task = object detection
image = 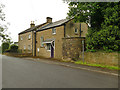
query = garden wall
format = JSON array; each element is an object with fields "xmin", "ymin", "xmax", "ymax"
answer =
[
  {"xmin": 83, "ymin": 52, "xmax": 119, "ymax": 66},
  {"xmin": 62, "ymin": 37, "xmax": 119, "ymax": 66}
]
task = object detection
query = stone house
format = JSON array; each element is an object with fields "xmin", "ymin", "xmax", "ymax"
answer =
[
  {"xmin": 18, "ymin": 17, "xmax": 52, "ymax": 56},
  {"xmin": 35, "ymin": 17, "xmax": 88, "ymax": 59},
  {"xmin": 18, "ymin": 17, "xmax": 88, "ymax": 59}
]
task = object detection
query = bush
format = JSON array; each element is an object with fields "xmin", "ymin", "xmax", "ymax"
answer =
[
  {"xmin": 10, "ymin": 44, "xmax": 18, "ymax": 52},
  {"xmin": 2, "ymin": 42, "xmax": 10, "ymax": 53},
  {"xmin": 5, "ymin": 49, "xmax": 11, "ymax": 52},
  {"xmin": 86, "ymin": 27, "xmax": 120, "ymax": 52},
  {"xmin": 86, "ymin": 49, "xmax": 96, "ymax": 52}
]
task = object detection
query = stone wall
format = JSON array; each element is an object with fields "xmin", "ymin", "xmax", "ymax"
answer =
[
  {"xmin": 62, "ymin": 37, "xmax": 85, "ymax": 60},
  {"xmin": 83, "ymin": 52, "xmax": 119, "ymax": 66},
  {"xmin": 62, "ymin": 37, "xmax": 118, "ymax": 66}
]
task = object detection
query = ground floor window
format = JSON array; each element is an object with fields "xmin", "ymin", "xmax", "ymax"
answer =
[
  {"xmin": 37, "ymin": 48, "xmax": 39, "ymax": 52},
  {"xmin": 28, "ymin": 45, "xmax": 31, "ymax": 50},
  {"xmin": 24, "ymin": 45, "xmax": 26, "ymax": 50}
]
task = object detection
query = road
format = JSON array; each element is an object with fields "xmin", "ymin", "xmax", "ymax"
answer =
[{"xmin": 2, "ymin": 55, "xmax": 118, "ymax": 88}]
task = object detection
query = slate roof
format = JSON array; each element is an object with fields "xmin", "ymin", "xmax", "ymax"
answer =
[
  {"xmin": 18, "ymin": 18, "xmax": 73, "ymax": 34},
  {"xmin": 37, "ymin": 18, "xmax": 73, "ymax": 32},
  {"xmin": 18, "ymin": 22, "xmax": 47, "ymax": 35}
]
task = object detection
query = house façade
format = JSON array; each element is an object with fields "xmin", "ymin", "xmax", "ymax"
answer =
[{"xmin": 18, "ymin": 17, "xmax": 88, "ymax": 59}]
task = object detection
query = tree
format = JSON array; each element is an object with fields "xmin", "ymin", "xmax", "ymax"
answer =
[
  {"xmin": 65, "ymin": 2, "xmax": 120, "ymax": 51},
  {"xmin": 0, "ymin": 3, "xmax": 12, "ymax": 43}
]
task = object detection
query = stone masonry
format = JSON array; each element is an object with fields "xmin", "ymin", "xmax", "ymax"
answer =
[{"xmin": 62, "ymin": 37, "xmax": 85, "ymax": 60}]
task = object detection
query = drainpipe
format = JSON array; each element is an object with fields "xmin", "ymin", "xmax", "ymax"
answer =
[
  {"xmin": 34, "ymin": 31, "xmax": 36, "ymax": 56},
  {"xmin": 32, "ymin": 31, "xmax": 33, "ymax": 56},
  {"xmin": 80, "ymin": 23, "xmax": 81, "ymax": 37},
  {"xmin": 64, "ymin": 24, "xmax": 66, "ymax": 37}
]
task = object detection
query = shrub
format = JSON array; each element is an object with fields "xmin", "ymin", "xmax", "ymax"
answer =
[
  {"xmin": 2, "ymin": 42, "xmax": 10, "ymax": 53},
  {"xmin": 5, "ymin": 49, "xmax": 11, "ymax": 52},
  {"xmin": 10, "ymin": 44, "xmax": 18, "ymax": 52},
  {"xmin": 86, "ymin": 49, "xmax": 96, "ymax": 52}
]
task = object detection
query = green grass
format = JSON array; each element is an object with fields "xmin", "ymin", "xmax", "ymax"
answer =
[{"xmin": 75, "ymin": 60, "xmax": 120, "ymax": 70}]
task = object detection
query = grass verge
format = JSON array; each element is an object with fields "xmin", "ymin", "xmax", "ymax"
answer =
[{"xmin": 75, "ymin": 60, "xmax": 120, "ymax": 70}]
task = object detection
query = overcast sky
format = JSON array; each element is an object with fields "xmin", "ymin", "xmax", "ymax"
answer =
[{"xmin": 1, "ymin": 0, "xmax": 69, "ymax": 43}]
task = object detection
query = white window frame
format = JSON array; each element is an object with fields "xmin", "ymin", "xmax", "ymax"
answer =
[
  {"xmin": 28, "ymin": 45, "xmax": 31, "ymax": 50},
  {"xmin": 24, "ymin": 45, "xmax": 26, "ymax": 50},
  {"xmin": 52, "ymin": 28, "xmax": 56, "ymax": 34},
  {"xmin": 28, "ymin": 34, "xmax": 31, "ymax": 39},
  {"xmin": 21, "ymin": 37, "xmax": 23, "ymax": 41},
  {"xmin": 37, "ymin": 48, "xmax": 39, "ymax": 52}
]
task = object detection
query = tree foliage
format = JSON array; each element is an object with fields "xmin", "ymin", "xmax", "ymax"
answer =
[
  {"xmin": 0, "ymin": 3, "xmax": 12, "ymax": 43},
  {"xmin": 5, "ymin": 44, "xmax": 18, "ymax": 53},
  {"xmin": 66, "ymin": 2, "xmax": 120, "ymax": 51},
  {"xmin": 2, "ymin": 42, "xmax": 10, "ymax": 53}
]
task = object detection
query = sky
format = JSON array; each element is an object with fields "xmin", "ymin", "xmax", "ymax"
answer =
[{"xmin": 1, "ymin": 0, "xmax": 69, "ymax": 43}]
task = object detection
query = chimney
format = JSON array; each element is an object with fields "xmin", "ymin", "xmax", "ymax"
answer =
[
  {"xmin": 46, "ymin": 17, "xmax": 52, "ymax": 23},
  {"xmin": 30, "ymin": 21, "xmax": 35, "ymax": 28}
]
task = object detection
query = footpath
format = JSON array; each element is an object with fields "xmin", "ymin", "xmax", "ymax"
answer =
[{"xmin": 22, "ymin": 57, "xmax": 118, "ymax": 76}]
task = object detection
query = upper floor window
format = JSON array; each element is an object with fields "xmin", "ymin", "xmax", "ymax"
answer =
[
  {"xmin": 52, "ymin": 28, "xmax": 56, "ymax": 34},
  {"xmin": 21, "ymin": 37, "xmax": 23, "ymax": 41},
  {"xmin": 40, "ymin": 36, "xmax": 44, "ymax": 47},
  {"xmin": 75, "ymin": 28, "xmax": 78, "ymax": 33},
  {"xmin": 28, "ymin": 34, "xmax": 31, "ymax": 39}
]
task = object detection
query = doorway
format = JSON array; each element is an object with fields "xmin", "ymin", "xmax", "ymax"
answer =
[{"xmin": 51, "ymin": 41, "xmax": 55, "ymax": 58}]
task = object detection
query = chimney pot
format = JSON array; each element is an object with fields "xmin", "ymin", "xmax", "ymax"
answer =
[
  {"xmin": 46, "ymin": 17, "xmax": 52, "ymax": 23},
  {"xmin": 30, "ymin": 21, "xmax": 35, "ymax": 28}
]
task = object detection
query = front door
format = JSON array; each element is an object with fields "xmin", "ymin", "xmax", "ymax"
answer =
[
  {"xmin": 51, "ymin": 41, "xmax": 54, "ymax": 58},
  {"xmin": 51, "ymin": 45, "xmax": 54, "ymax": 58}
]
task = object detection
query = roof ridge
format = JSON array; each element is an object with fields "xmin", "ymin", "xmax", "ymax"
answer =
[
  {"xmin": 37, "ymin": 18, "xmax": 72, "ymax": 31},
  {"xmin": 18, "ymin": 22, "xmax": 47, "ymax": 35},
  {"xmin": 19, "ymin": 18, "xmax": 74, "ymax": 35}
]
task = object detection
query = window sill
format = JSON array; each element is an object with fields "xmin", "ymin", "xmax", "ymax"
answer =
[
  {"xmin": 47, "ymin": 50, "xmax": 51, "ymax": 52},
  {"xmin": 52, "ymin": 33, "xmax": 56, "ymax": 35},
  {"xmin": 75, "ymin": 33, "xmax": 78, "ymax": 35}
]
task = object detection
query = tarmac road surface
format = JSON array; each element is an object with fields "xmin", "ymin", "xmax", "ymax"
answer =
[{"xmin": 2, "ymin": 55, "xmax": 118, "ymax": 88}]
